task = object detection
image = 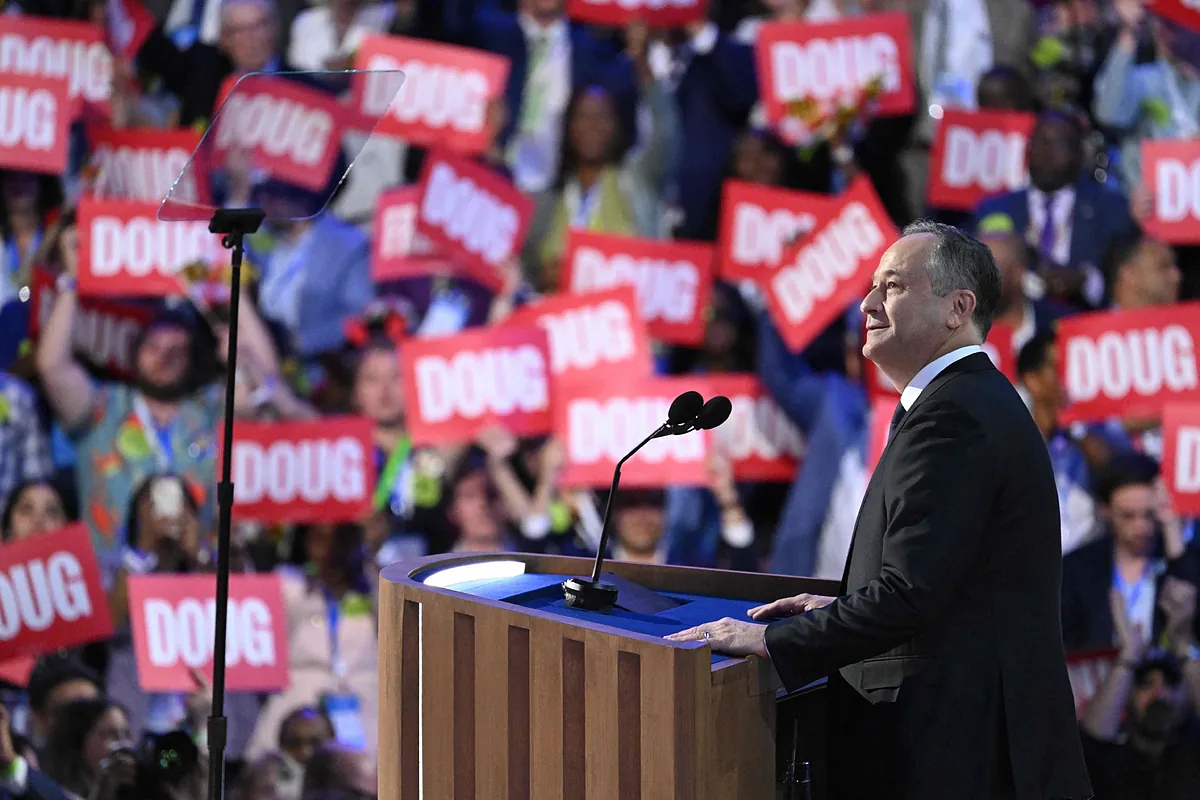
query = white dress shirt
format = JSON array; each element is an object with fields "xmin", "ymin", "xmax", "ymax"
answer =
[
  {"xmin": 899, "ymin": 345, "xmax": 983, "ymax": 411},
  {"xmin": 507, "ymin": 14, "xmax": 571, "ymax": 193},
  {"xmin": 288, "ymin": 2, "xmax": 395, "ymax": 71},
  {"xmin": 1027, "ymin": 186, "xmax": 1076, "ymax": 268},
  {"xmin": 921, "ymin": 0, "xmax": 993, "ymax": 111}
]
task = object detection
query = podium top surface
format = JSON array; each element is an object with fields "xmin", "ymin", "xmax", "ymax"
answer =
[{"xmin": 380, "ymin": 552, "xmax": 838, "ymax": 671}]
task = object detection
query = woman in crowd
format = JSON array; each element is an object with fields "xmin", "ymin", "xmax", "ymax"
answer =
[
  {"xmin": 1, "ymin": 479, "xmax": 69, "ymax": 541},
  {"xmin": 40, "ymin": 697, "xmax": 132, "ymax": 800},
  {"xmin": 246, "ymin": 522, "xmax": 378, "ymax": 761}
]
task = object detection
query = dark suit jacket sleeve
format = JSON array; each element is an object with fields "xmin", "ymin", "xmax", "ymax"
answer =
[
  {"xmin": 764, "ymin": 404, "xmax": 998, "ymax": 691},
  {"xmin": 21, "ymin": 769, "xmax": 68, "ymax": 800}
]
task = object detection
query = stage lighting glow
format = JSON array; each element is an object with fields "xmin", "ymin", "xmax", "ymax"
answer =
[{"xmin": 421, "ymin": 560, "xmax": 526, "ymax": 588}]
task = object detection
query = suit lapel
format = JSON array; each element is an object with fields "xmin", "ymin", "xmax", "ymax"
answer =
[{"xmin": 839, "ymin": 353, "xmax": 996, "ymax": 591}]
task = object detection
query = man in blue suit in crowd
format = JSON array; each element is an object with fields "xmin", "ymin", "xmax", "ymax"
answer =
[
  {"xmin": 974, "ymin": 111, "xmax": 1135, "ymax": 309},
  {"xmin": 0, "ymin": 708, "xmax": 65, "ymax": 800}
]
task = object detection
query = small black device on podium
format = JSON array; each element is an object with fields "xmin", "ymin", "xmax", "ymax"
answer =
[{"xmin": 562, "ymin": 392, "xmax": 732, "ymax": 612}]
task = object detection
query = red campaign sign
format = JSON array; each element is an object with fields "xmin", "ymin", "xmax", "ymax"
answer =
[
  {"xmin": 211, "ymin": 75, "xmax": 344, "ymax": 194},
  {"xmin": 352, "ymin": 35, "xmax": 509, "ymax": 156},
  {"xmin": 565, "ymin": 0, "xmax": 708, "ymax": 28},
  {"xmin": 415, "ymin": 150, "xmax": 534, "ymax": 292},
  {"xmin": 225, "ymin": 417, "xmax": 376, "ymax": 524},
  {"xmin": 403, "ymin": 324, "xmax": 552, "ymax": 446},
  {"xmin": 104, "ymin": 0, "xmax": 155, "ymax": 61},
  {"xmin": 0, "ymin": 16, "xmax": 112, "ymax": 107},
  {"xmin": 702, "ymin": 374, "xmax": 803, "ymax": 483},
  {"xmin": 0, "ymin": 525, "xmax": 114, "ymax": 662},
  {"xmin": 127, "ymin": 574, "xmax": 289, "ymax": 693},
  {"xmin": 561, "ymin": 231, "xmax": 716, "ymax": 347},
  {"xmin": 717, "ymin": 181, "xmax": 835, "ymax": 284},
  {"xmin": 1057, "ymin": 303, "xmax": 1200, "ymax": 425},
  {"xmin": 1143, "ymin": 140, "xmax": 1200, "ymax": 245},
  {"xmin": 866, "ymin": 395, "xmax": 897, "ymax": 475},
  {"xmin": 28, "ymin": 267, "xmax": 154, "ymax": 380},
  {"xmin": 0, "ymin": 75, "xmax": 70, "ymax": 174},
  {"xmin": 0, "ymin": 657, "xmax": 36, "ymax": 687},
  {"xmin": 1161, "ymin": 403, "xmax": 1200, "ymax": 516},
  {"xmin": 370, "ymin": 185, "xmax": 458, "ymax": 283},
  {"xmin": 505, "ymin": 287, "xmax": 654, "ymax": 381},
  {"xmin": 755, "ymin": 12, "xmax": 915, "ymax": 133},
  {"xmin": 766, "ymin": 176, "xmax": 897, "ymax": 353},
  {"xmin": 1149, "ymin": 0, "xmax": 1200, "ymax": 33},
  {"xmin": 90, "ymin": 126, "xmax": 207, "ymax": 206},
  {"xmin": 1065, "ymin": 648, "xmax": 1119, "ymax": 719},
  {"xmin": 555, "ymin": 375, "xmax": 710, "ymax": 488},
  {"xmin": 927, "ymin": 109, "xmax": 1035, "ymax": 212},
  {"xmin": 77, "ymin": 197, "xmax": 222, "ymax": 297}
]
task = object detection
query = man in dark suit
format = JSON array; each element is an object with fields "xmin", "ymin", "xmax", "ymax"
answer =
[{"xmin": 669, "ymin": 222, "xmax": 1092, "ymax": 799}]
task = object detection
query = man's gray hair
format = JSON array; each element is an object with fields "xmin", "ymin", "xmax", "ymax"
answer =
[{"xmin": 902, "ymin": 220, "xmax": 1002, "ymax": 337}]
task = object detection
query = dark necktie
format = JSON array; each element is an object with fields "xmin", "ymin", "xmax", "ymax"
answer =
[{"xmin": 888, "ymin": 401, "xmax": 907, "ymax": 442}]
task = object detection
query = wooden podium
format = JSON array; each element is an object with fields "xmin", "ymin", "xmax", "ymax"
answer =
[{"xmin": 378, "ymin": 553, "xmax": 836, "ymax": 800}]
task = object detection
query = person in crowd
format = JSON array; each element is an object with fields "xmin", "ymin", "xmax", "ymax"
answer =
[
  {"xmin": 298, "ymin": 743, "xmax": 375, "ymax": 800},
  {"xmin": 246, "ymin": 523, "xmax": 378, "ymax": 760},
  {"xmin": 1093, "ymin": 0, "xmax": 1200, "ymax": 192},
  {"xmin": 287, "ymin": 0, "xmax": 394, "ymax": 71},
  {"xmin": 251, "ymin": 185, "xmax": 373, "ymax": 364},
  {"xmin": 134, "ymin": 0, "xmax": 292, "ymax": 126},
  {"xmin": 1080, "ymin": 622, "xmax": 1200, "ymax": 798},
  {"xmin": 450, "ymin": 0, "xmax": 637, "ymax": 195},
  {"xmin": 474, "ymin": 427, "xmax": 577, "ymax": 553},
  {"xmin": 40, "ymin": 698, "xmax": 131, "ymax": 800},
  {"xmin": 1102, "ymin": 230, "xmax": 1182, "ymax": 310},
  {"xmin": 974, "ymin": 110, "xmax": 1136, "ymax": 308},
  {"xmin": 231, "ymin": 753, "xmax": 287, "ymax": 800},
  {"xmin": 104, "ymin": 475, "xmax": 259, "ymax": 756},
  {"xmin": 0, "ymin": 706, "xmax": 66, "ymax": 800},
  {"xmin": 35, "ymin": 223, "xmax": 281, "ymax": 563},
  {"xmin": 275, "ymin": 708, "xmax": 334, "ymax": 800},
  {"xmin": 523, "ymin": 20, "xmax": 679, "ymax": 289},
  {"xmin": 0, "ymin": 374, "xmax": 53, "ymax": 516},
  {"xmin": 1062, "ymin": 454, "xmax": 1200, "ymax": 653},
  {"xmin": 976, "ymin": 64, "xmax": 1036, "ymax": 111},
  {"xmin": 0, "ymin": 173, "xmax": 57, "ymax": 308},
  {"xmin": 442, "ymin": 452, "xmax": 519, "ymax": 553},
  {"xmin": 981, "ymin": 229, "xmax": 1071, "ymax": 352},
  {"xmin": 1016, "ymin": 333, "xmax": 1097, "ymax": 556},
  {"xmin": 1, "ymin": 479, "xmax": 69, "ymax": 541},
  {"xmin": 24, "ymin": 661, "xmax": 102, "ymax": 757}
]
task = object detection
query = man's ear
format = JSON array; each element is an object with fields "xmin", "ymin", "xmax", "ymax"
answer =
[{"xmin": 947, "ymin": 290, "xmax": 978, "ymax": 330}]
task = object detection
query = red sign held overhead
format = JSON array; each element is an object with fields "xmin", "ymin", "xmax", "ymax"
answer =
[
  {"xmin": 766, "ymin": 176, "xmax": 897, "ymax": 353},
  {"xmin": 127, "ymin": 574, "xmax": 289, "ymax": 693},
  {"xmin": 404, "ymin": 325, "xmax": 553, "ymax": 446},
  {"xmin": 0, "ymin": 657, "xmax": 36, "ymax": 687},
  {"xmin": 1143, "ymin": 140, "xmax": 1200, "ymax": 245},
  {"xmin": 561, "ymin": 231, "xmax": 716, "ymax": 346},
  {"xmin": 370, "ymin": 185, "xmax": 456, "ymax": 283},
  {"xmin": 565, "ymin": 0, "xmax": 708, "ymax": 28},
  {"xmin": 225, "ymin": 417, "xmax": 376, "ymax": 524},
  {"xmin": 1057, "ymin": 304, "xmax": 1200, "ymax": 425},
  {"xmin": 0, "ymin": 16, "xmax": 112, "ymax": 107},
  {"xmin": 0, "ymin": 75, "xmax": 70, "ymax": 174},
  {"xmin": 212, "ymin": 75, "xmax": 345, "ymax": 195},
  {"xmin": 505, "ymin": 287, "xmax": 654, "ymax": 381},
  {"xmin": 555, "ymin": 375, "xmax": 711, "ymax": 488},
  {"xmin": 352, "ymin": 35, "xmax": 509, "ymax": 156},
  {"xmin": 717, "ymin": 181, "xmax": 835, "ymax": 284},
  {"xmin": 1161, "ymin": 403, "xmax": 1200, "ymax": 516},
  {"xmin": 1148, "ymin": 0, "xmax": 1200, "ymax": 33},
  {"xmin": 927, "ymin": 109, "xmax": 1035, "ymax": 212},
  {"xmin": 104, "ymin": 0, "xmax": 155, "ymax": 61},
  {"xmin": 415, "ymin": 150, "xmax": 534, "ymax": 291},
  {"xmin": 0, "ymin": 525, "xmax": 114, "ymax": 662},
  {"xmin": 702, "ymin": 374, "xmax": 803, "ymax": 483},
  {"xmin": 90, "ymin": 126, "xmax": 206, "ymax": 206},
  {"xmin": 76, "ymin": 197, "xmax": 222, "ymax": 297},
  {"xmin": 754, "ymin": 13, "xmax": 915, "ymax": 131}
]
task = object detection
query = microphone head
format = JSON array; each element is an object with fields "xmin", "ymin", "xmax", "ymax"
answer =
[
  {"xmin": 667, "ymin": 390, "xmax": 704, "ymax": 424},
  {"xmin": 696, "ymin": 396, "xmax": 733, "ymax": 430}
]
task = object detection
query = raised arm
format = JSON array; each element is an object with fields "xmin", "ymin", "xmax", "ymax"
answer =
[{"xmin": 34, "ymin": 228, "xmax": 98, "ymax": 431}]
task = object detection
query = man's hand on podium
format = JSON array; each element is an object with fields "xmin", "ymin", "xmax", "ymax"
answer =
[
  {"xmin": 747, "ymin": 594, "xmax": 835, "ymax": 620},
  {"xmin": 666, "ymin": 618, "xmax": 769, "ymax": 658}
]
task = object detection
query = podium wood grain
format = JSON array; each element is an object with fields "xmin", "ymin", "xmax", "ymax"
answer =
[{"xmin": 378, "ymin": 554, "xmax": 836, "ymax": 800}]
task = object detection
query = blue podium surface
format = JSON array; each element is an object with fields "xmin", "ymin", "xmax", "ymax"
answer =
[{"xmin": 434, "ymin": 571, "xmax": 765, "ymax": 666}]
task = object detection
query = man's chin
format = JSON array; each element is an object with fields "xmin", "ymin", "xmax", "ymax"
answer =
[{"xmin": 137, "ymin": 377, "xmax": 192, "ymax": 403}]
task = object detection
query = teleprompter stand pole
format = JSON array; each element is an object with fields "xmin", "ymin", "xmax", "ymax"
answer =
[{"xmin": 206, "ymin": 208, "xmax": 266, "ymax": 800}]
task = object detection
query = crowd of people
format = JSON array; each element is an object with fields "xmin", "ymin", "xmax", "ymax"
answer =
[{"xmin": 2, "ymin": 0, "xmax": 1200, "ymax": 797}]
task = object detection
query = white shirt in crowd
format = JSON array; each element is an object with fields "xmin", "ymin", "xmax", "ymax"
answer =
[
  {"xmin": 507, "ymin": 14, "xmax": 571, "ymax": 194},
  {"xmin": 288, "ymin": 1, "xmax": 395, "ymax": 70},
  {"xmin": 921, "ymin": 0, "xmax": 993, "ymax": 113}
]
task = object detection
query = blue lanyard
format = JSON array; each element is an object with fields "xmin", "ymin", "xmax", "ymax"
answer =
[
  {"xmin": 324, "ymin": 588, "xmax": 342, "ymax": 677},
  {"xmin": 4, "ymin": 229, "xmax": 40, "ymax": 278},
  {"xmin": 1113, "ymin": 565, "xmax": 1153, "ymax": 615}
]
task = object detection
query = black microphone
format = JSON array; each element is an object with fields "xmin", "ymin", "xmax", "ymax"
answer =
[
  {"xmin": 562, "ymin": 390, "xmax": 706, "ymax": 611},
  {"xmin": 695, "ymin": 395, "xmax": 732, "ymax": 430}
]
